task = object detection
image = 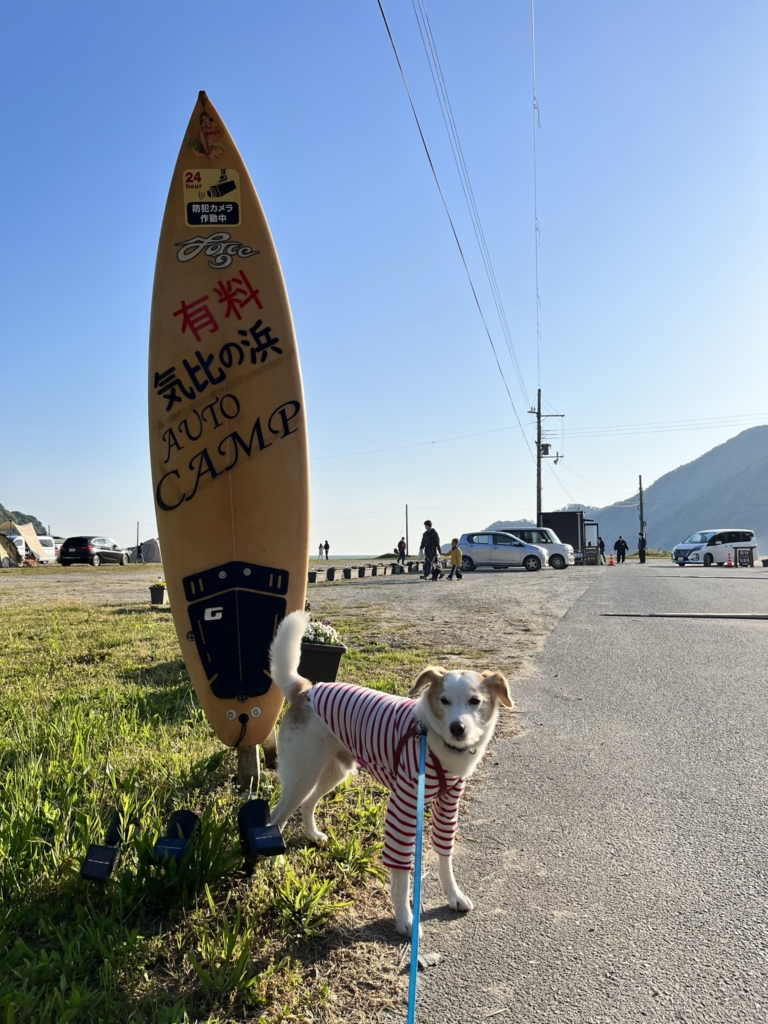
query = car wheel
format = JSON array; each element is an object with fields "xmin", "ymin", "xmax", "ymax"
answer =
[
  {"xmin": 60, "ymin": 561, "xmax": 70, "ymax": 567},
  {"xmin": 549, "ymin": 553, "xmax": 566, "ymax": 570},
  {"xmin": 461, "ymin": 556, "xmax": 476, "ymax": 572},
  {"xmin": 523, "ymin": 555, "xmax": 541, "ymax": 572},
  {"xmin": 703, "ymin": 554, "xmax": 713, "ymax": 567},
  {"xmin": 120, "ymin": 554, "xmax": 129, "ymax": 565},
  {"xmin": 91, "ymin": 554, "xmax": 101, "ymax": 567}
]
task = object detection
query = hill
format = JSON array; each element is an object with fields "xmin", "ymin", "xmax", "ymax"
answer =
[
  {"xmin": 488, "ymin": 426, "xmax": 768, "ymax": 553},
  {"xmin": 0, "ymin": 502, "xmax": 46, "ymax": 536}
]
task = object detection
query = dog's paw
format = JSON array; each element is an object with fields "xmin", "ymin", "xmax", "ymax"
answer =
[
  {"xmin": 448, "ymin": 890, "xmax": 473, "ymax": 913},
  {"xmin": 306, "ymin": 829, "xmax": 328, "ymax": 844},
  {"xmin": 396, "ymin": 916, "xmax": 423, "ymax": 940}
]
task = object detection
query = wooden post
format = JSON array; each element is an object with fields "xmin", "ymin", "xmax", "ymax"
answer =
[
  {"xmin": 261, "ymin": 726, "xmax": 278, "ymax": 769},
  {"xmin": 236, "ymin": 744, "xmax": 260, "ymax": 792}
]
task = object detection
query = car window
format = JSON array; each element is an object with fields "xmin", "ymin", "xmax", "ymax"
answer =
[
  {"xmin": 741, "ymin": 531, "xmax": 755, "ymax": 542},
  {"xmin": 708, "ymin": 533, "xmax": 726, "ymax": 545},
  {"xmin": 493, "ymin": 534, "xmax": 516, "ymax": 546},
  {"xmin": 468, "ymin": 534, "xmax": 489, "ymax": 545},
  {"xmin": 39, "ymin": 538, "xmax": 54, "ymax": 548},
  {"xmin": 531, "ymin": 531, "xmax": 551, "ymax": 544},
  {"xmin": 105, "ymin": 539, "xmax": 118, "ymax": 549},
  {"xmin": 514, "ymin": 531, "xmax": 532, "ymax": 543},
  {"xmin": 684, "ymin": 532, "xmax": 715, "ymax": 544}
]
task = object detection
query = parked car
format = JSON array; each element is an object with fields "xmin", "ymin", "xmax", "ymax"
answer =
[
  {"xmin": 36, "ymin": 535, "xmax": 57, "ymax": 564},
  {"xmin": 458, "ymin": 531, "xmax": 548, "ymax": 572},
  {"xmin": 672, "ymin": 529, "xmax": 757, "ymax": 567},
  {"xmin": 501, "ymin": 527, "xmax": 574, "ymax": 570},
  {"xmin": 59, "ymin": 536, "xmax": 130, "ymax": 566}
]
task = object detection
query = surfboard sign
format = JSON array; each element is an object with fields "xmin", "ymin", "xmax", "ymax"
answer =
[{"xmin": 149, "ymin": 92, "xmax": 309, "ymax": 747}]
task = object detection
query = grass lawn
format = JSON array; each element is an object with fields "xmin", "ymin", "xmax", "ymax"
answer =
[{"xmin": 0, "ymin": 604, "xmax": 436, "ymax": 1023}]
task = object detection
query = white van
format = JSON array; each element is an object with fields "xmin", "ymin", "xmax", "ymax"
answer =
[
  {"xmin": 502, "ymin": 527, "xmax": 575, "ymax": 570},
  {"xmin": 672, "ymin": 529, "xmax": 757, "ymax": 567},
  {"xmin": 36, "ymin": 536, "xmax": 57, "ymax": 564}
]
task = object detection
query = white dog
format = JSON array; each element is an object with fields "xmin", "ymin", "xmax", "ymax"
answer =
[{"xmin": 269, "ymin": 611, "xmax": 512, "ymax": 936}]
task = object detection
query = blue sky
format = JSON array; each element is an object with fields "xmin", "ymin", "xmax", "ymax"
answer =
[{"xmin": 3, "ymin": 1, "xmax": 766, "ymax": 552}]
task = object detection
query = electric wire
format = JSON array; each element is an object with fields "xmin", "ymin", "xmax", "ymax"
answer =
[
  {"xmin": 311, "ymin": 412, "xmax": 767, "ymax": 462},
  {"xmin": 375, "ymin": 0, "xmax": 534, "ymax": 461},
  {"xmin": 410, "ymin": 0, "xmax": 529, "ymax": 409},
  {"xmin": 530, "ymin": 0, "xmax": 542, "ymax": 387}
]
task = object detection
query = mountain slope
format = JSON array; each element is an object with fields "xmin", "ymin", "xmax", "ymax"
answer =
[
  {"xmin": 563, "ymin": 426, "xmax": 768, "ymax": 552},
  {"xmin": 0, "ymin": 503, "xmax": 46, "ymax": 535}
]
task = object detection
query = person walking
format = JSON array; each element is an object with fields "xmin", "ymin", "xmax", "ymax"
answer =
[
  {"xmin": 318, "ymin": 543, "xmax": 323, "ymax": 559},
  {"xmin": 614, "ymin": 536, "xmax": 628, "ymax": 564},
  {"xmin": 598, "ymin": 536, "xmax": 605, "ymax": 565},
  {"xmin": 638, "ymin": 533, "xmax": 647, "ymax": 564},
  {"xmin": 397, "ymin": 537, "xmax": 406, "ymax": 564},
  {"xmin": 323, "ymin": 540, "xmax": 330, "ymax": 560},
  {"xmin": 419, "ymin": 520, "xmax": 441, "ymax": 580},
  {"xmin": 447, "ymin": 538, "xmax": 463, "ymax": 580}
]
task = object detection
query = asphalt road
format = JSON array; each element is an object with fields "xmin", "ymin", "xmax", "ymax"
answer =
[{"xmin": 415, "ymin": 564, "xmax": 768, "ymax": 1023}]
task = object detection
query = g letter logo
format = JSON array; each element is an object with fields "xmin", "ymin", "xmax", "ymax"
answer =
[{"xmin": 204, "ymin": 606, "xmax": 224, "ymax": 621}]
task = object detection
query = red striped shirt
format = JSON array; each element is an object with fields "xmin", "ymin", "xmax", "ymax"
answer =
[{"xmin": 308, "ymin": 682, "xmax": 466, "ymax": 870}]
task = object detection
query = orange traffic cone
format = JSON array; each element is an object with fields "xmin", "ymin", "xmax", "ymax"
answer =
[
  {"xmin": 727, "ymin": 550, "xmax": 733, "ymax": 567},
  {"xmin": 609, "ymin": 552, "xmax": 614, "ymax": 566}
]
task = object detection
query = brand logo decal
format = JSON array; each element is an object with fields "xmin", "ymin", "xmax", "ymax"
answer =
[
  {"xmin": 175, "ymin": 232, "xmax": 259, "ymax": 269},
  {"xmin": 204, "ymin": 607, "xmax": 224, "ymax": 621}
]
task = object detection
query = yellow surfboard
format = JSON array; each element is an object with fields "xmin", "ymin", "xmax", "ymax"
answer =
[{"xmin": 149, "ymin": 92, "xmax": 309, "ymax": 747}]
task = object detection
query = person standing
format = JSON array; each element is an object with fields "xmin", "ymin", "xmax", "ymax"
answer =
[
  {"xmin": 318, "ymin": 543, "xmax": 323, "ymax": 559},
  {"xmin": 447, "ymin": 538, "xmax": 463, "ymax": 580},
  {"xmin": 598, "ymin": 536, "xmax": 605, "ymax": 565},
  {"xmin": 614, "ymin": 536, "xmax": 628, "ymax": 564},
  {"xmin": 419, "ymin": 520, "xmax": 441, "ymax": 580},
  {"xmin": 323, "ymin": 540, "xmax": 330, "ymax": 560},
  {"xmin": 397, "ymin": 537, "xmax": 406, "ymax": 564},
  {"xmin": 638, "ymin": 533, "xmax": 647, "ymax": 564}
]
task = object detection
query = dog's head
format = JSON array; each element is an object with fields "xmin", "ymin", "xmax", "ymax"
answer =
[{"xmin": 408, "ymin": 666, "xmax": 512, "ymax": 772}]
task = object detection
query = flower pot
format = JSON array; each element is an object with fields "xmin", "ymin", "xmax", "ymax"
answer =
[
  {"xmin": 392, "ymin": 563, "xmax": 404, "ymax": 574},
  {"xmin": 370, "ymin": 565, "xmax": 379, "ymax": 576},
  {"xmin": 357, "ymin": 567, "xmax": 368, "ymax": 578},
  {"xmin": 308, "ymin": 570, "xmax": 326, "ymax": 583},
  {"xmin": 325, "ymin": 567, "xmax": 338, "ymax": 581},
  {"xmin": 342, "ymin": 567, "xmax": 353, "ymax": 580},
  {"xmin": 149, "ymin": 586, "xmax": 168, "ymax": 606},
  {"xmin": 408, "ymin": 562, "xmax": 421, "ymax": 574},
  {"xmin": 299, "ymin": 642, "xmax": 348, "ymax": 684}
]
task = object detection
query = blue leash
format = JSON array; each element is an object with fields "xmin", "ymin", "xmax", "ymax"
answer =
[{"xmin": 407, "ymin": 730, "xmax": 428, "ymax": 1024}]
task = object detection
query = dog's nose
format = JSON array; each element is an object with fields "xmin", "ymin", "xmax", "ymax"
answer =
[{"xmin": 450, "ymin": 721, "xmax": 466, "ymax": 738}]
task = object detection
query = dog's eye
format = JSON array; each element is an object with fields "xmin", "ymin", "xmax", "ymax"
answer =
[
  {"xmin": 468, "ymin": 697, "xmax": 481, "ymax": 706},
  {"xmin": 440, "ymin": 697, "xmax": 450, "ymax": 705}
]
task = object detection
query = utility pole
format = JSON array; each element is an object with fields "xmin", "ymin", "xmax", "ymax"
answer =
[
  {"xmin": 405, "ymin": 504, "xmax": 409, "ymax": 557},
  {"xmin": 638, "ymin": 476, "xmax": 646, "ymax": 539},
  {"xmin": 528, "ymin": 388, "xmax": 564, "ymax": 525}
]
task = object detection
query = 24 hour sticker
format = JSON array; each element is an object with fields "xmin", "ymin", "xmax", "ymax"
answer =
[{"xmin": 184, "ymin": 168, "xmax": 241, "ymax": 227}]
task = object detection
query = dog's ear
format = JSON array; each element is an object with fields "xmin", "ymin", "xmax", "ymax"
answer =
[
  {"xmin": 481, "ymin": 671, "xmax": 513, "ymax": 708},
  {"xmin": 409, "ymin": 666, "xmax": 446, "ymax": 697}
]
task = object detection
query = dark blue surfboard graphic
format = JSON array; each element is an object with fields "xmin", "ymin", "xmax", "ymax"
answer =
[{"xmin": 183, "ymin": 561, "xmax": 289, "ymax": 700}]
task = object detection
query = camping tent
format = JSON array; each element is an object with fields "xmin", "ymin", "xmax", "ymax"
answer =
[
  {"xmin": 0, "ymin": 533, "xmax": 21, "ymax": 567},
  {"xmin": 0, "ymin": 521, "xmax": 47, "ymax": 561},
  {"xmin": 127, "ymin": 537, "xmax": 162, "ymax": 563}
]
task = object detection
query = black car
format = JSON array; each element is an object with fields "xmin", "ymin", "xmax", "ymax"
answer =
[{"xmin": 59, "ymin": 537, "xmax": 129, "ymax": 567}]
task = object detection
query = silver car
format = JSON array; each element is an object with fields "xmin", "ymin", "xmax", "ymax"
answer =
[{"xmin": 458, "ymin": 531, "xmax": 549, "ymax": 572}]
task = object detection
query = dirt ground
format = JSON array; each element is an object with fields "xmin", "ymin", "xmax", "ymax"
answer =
[{"xmin": 0, "ymin": 564, "xmax": 597, "ymax": 676}]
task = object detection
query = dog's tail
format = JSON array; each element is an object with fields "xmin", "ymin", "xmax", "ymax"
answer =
[{"xmin": 269, "ymin": 610, "xmax": 311, "ymax": 703}]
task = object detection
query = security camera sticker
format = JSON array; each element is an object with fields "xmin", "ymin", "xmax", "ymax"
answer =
[
  {"xmin": 184, "ymin": 561, "xmax": 289, "ymax": 701},
  {"xmin": 183, "ymin": 168, "xmax": 241, "ymax": 227}
]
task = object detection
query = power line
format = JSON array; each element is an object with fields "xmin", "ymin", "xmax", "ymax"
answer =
[
  {"xmin": 410, "ymin": 0, "xmax": 530, "ymax": 409},
  {"xmin": 530, "ymin": 0, "xmax": 543, "ymax": 388},
  {"xmin": 375, "ymin": 0, "xmax": 534, "ymax": 461},
  {"xmin": 311, "ymin": 413, "xmax": 767, "ymax": 462}
]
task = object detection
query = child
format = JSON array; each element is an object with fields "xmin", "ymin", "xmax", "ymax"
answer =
[
  {"xmin": 429, "ymin": 553, "xmax": 444, "ymax": 581},
  {"xmin": 447, "ymin": 539, "xmax": 463, "ymax": 580}
]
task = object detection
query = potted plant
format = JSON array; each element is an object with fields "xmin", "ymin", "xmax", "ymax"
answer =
[
  {"xmin": 326, "ymin": 565, "xmax": 338, "ymax": 581},
  {"xmin": 149, "ymin": 579, "xmax": 168, "ymax": 605},
  {"xmin": 299, "ymin": 619, "xmax": 347, "ymax": 684},
  {"xmin": 342, "ymin": 565, "xmax": 353, "ymax": 580},
  {"xmin": 307, "ymin": 567, "xmax": 326, "ymax": 584}
]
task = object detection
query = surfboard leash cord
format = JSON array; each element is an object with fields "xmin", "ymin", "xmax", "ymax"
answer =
[
  {"xmin": 232, "ymin": 712, "xmax": 250, "ymax": 748},
  {"xmin": 407, "ymin": 730, "xmax": 428, "ymax": 1024}
]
